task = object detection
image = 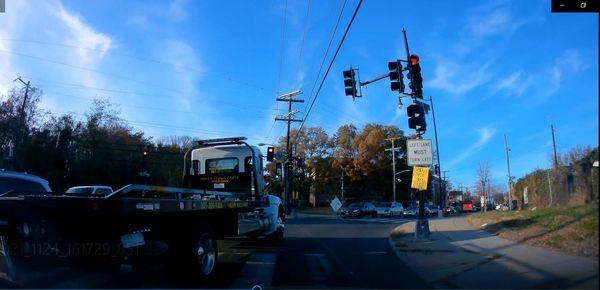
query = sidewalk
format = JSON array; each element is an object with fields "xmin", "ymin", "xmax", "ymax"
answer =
[{"xmin": 389, "ymin": 217, "xmax": 599, "ymax": 289}]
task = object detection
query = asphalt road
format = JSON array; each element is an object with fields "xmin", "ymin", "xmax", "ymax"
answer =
[{"xmin": 3, "ymin": 214, "xmax": 428, "ymax": 289}]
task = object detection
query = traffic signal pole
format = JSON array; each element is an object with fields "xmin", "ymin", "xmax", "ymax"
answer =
[{"xmin": 341, "ymin": 28, "xmax": 431, "ymax": 240}]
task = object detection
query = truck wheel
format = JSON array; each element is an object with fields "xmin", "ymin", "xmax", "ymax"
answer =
[
  {"xmin": 168, "ymin": 230, "xmax": 218, "ymax": 281},
  {"xmin": 194, "ymin": 232, "xmax": 217, "ymax": 278},
  {"xmin": 0, "ymin": 235, "xmax": 17, "ymax": 284},
  {"xmin": 266, "ymin": 220, "xmax": 284, "ymax": 242}
]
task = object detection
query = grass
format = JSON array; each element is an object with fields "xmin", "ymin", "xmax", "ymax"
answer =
[{"xmin": 468, "ymin": 202, "xmax": 599, "ymax": 258}]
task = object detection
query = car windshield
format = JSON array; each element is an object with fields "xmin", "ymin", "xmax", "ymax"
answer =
[
  {"xmin": 65, "ymin": 187, "xmax": 95, "ymax": 194},
  {"xmin": 0, "ymin": 1, "xmax": 597, "ymax": 289},
  {"xmin": 0, "ymin": 177, "xmax": 47, "ymax": 195}
]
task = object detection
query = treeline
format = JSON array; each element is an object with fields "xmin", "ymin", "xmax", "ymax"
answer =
[
  {"xmin": 267, "ymin": 124, "xmax": 424, "ymax": 205},
  {"xmin": 513, "ymin": 147, "xmax": 598, "ymax": 208},
  {"xmin": 1, "ymin": 86, "xmax": 191, "ymax": 191},
  {"xmin": 1, "ymin": 86, "xmax": 423, "ymax": 204}
]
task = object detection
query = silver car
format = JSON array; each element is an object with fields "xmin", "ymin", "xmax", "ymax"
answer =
[{"xmin": 376, "ymin": 202, "xmax": 404, "ymax": 217}]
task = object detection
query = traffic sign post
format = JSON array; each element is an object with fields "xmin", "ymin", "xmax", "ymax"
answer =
[
  {"xmin": 407, "ymin": 139, "xmax": 433, "ymax": 241},
  {"xmin": 407, "ymin": 139, "xmax": 433, "ymax": 166},
  {"xmin": 330, "ymin": 197, "xmax": 342, "ymax": 213},
  {"xmin": 411, "ymin": 167, "xmax": 429, "ymax": 190}
]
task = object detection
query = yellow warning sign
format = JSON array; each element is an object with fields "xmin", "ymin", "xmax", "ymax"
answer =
[{"xmin": 411, "ymin": 167, "xmax": 429, "ymax": 190}]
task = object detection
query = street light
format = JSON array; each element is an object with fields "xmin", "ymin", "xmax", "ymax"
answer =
[{"xmin": 395, "ymin": 169, "xmax": 411, "ymax": 182}]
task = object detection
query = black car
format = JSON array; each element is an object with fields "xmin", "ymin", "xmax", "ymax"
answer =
[{"xmin": 339, "ymin": 202, "xmax": 377, "ymax": 218}]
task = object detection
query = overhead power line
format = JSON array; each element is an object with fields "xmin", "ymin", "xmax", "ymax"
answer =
[
  {"xmin": 302, "ymin": 0, "xmax": 348, "ymax": 116},
  {"xmin": 297, "ymin": 0, "xmax": 364, "ymax": 139},
  {"xmin": 0, "ymin": 38, "xmax": 273, "ymax": 93}
]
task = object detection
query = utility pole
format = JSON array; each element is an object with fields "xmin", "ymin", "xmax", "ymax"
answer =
[
  {"xmin": 385, "ymin": 137, "xmax": 402, "ymax": 202},
  {"xmin": 547, "ymin": 170, "xmax": 553, "ymax": 206},
  {"xmin": 504, "ymin": 134, "xmax": 513, "ymax": 210},
  {"xmin": 428, "ymin": 96, "xmax": 442, "ymax": 208},
  {"xmin": 341, "ymin": 170, "xmax": 345, "ymax": 200},
  {"xmin": 275, "ymin": 91, "xmax": 303, "ymax": 215},
  {"xmin": 551, "ymin": 124, "xmax": 558, "ymax": 167},
  {"xmin": 13, "ymin": 77, "xmax": 31, "ymax": 170},
  {"xmin": 442, "ymin": 170, "xmax": 450, "ymax": 205}
]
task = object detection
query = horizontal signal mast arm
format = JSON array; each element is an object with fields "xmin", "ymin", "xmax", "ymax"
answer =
[{"xmin": 359, "ymin": 72, "xmax": 390, "ymax": 87}]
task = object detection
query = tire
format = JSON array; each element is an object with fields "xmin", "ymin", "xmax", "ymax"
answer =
[
  {"xmin": 372, "ymin": 212, "xmax": 377, "ymax": 218},
  {"xmin": 168, "ymin": 228, "xmax": 218, "ymax": 280},
  {"xmin": 267, "ymin": 226, "xmax": 284, "ymax": 242},
  {"xmin": 0, "ymin": 234, "xmax": 17, "ymax": 284}
]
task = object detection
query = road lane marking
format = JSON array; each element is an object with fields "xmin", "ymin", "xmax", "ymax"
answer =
[{"xmin": 230, "ymin": 253, "xmax": 276, "ymax": 289}]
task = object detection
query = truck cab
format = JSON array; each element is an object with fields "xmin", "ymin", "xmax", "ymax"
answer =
[
  {"xmin": 186, "ymin": 144, "xmax": 265, "ymax": 196},
  {"xmin": 182, "ymin": 137, "xmax": 284, "ymax": 240}
]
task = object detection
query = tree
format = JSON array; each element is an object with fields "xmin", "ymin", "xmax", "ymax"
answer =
[{"xmin": 475, "ymin": 161, "xmax": 492, "ymax": 209}]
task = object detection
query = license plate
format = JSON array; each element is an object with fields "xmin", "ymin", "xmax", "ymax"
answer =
[{"xmin": 121, "ymin": 233, "xmax": 145, "ymax": 248}]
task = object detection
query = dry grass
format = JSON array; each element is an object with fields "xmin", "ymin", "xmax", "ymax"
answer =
[{"xmin": 468, "ymin": 202, "xmax": 599, "ymax": 258}]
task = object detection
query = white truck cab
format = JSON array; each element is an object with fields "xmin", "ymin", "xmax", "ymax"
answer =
[{"xmin": 183, "ymin": 137, "xmax": 284, "ymax": 240}]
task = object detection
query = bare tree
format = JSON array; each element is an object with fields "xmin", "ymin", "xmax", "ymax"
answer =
[{"xmin": 475, "ymin": 161, "xmax": 492, "ymax": 210}]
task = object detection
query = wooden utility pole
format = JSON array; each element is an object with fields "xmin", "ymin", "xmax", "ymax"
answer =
[
  {"xmin": 385, "ymin": 137, "xmax": 403, "ymax": 202},
  {"xmin": 275, "ymin": 91, "xmax": 303, "ymax": 214},
  {"xmin": 504, "ymin": 134, "xmax": 513, "ymax": 210}
]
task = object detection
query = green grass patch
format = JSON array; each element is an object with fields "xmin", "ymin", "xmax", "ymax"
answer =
[{"xmin": 468, "ymin": 202, "xmax": 599, "ymax": 257}]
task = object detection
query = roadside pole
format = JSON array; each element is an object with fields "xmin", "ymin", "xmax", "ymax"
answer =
[
  {"xmin": 386, "ymin": 137, "xmax": 403, "ymax": 202},
  {"xmin": 275, "ymin": 91, "xmax": 304, "ymax": 215},
  {"xmin": 428, "ymin": 96, "xmax": 442, "ymax": 208},
  {"xmin": 504, "ymin": 134, "xmax": 513, "ymax": 210}
]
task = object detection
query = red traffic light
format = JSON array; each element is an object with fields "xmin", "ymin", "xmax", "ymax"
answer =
[
  {"xmin": 143, "ymin": 151, "xmax": 148, "ymax": 156},
  {"xmin": 267, "ymin": 147, "xmax": 274, "ymax": 153},
  {"xmin": 410, "ymin": 54, "xmax": 419, "ymax": 65}
]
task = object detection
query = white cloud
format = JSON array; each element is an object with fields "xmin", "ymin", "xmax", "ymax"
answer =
[
  {"xmin": 468, "ymin": 9, "xmax": 512, "ymax": 38},
  {"xmin": 158, "ymin": 39, "xmax": 206, "ymax": 114},
  {"xmin": 53, "ymin": 3, "xmax": 112, "ymax": 88},
  {"xmin": 494, "ymin": 71, "xmax": 531, "ymax": 97},
  {"xmin": 447, "ymin": 127, "xmax": 496, "ymax": 169},
  {"xmin": 546, "ymin": 49, "xmax": 586, "ymax": 95},
  {"xmin": 427, "ymin": 59, "xmax": 494, "ymax": 95},
  {"xmin": 167, "ymin": 0, "xmax": 188, "ymax": 22},
  {"xmin": 127, "ymin": 15, "xmax": 150, "ymax": 30}
]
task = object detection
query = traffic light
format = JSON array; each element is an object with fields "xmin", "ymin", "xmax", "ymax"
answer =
[
  {"xmin": 266, "ymin": 147, "xmax": 275, "ymax": 162},
  {"xmin": 295, "ymin": 155, "xmax": 304, "ymax": 168},
  {"xmin": 407, "ymin": 103, "xmax": 426, "ymax": 132},
  {"xmin": 275, "ymin": 162, "xmax": 283, "ymax": 180},
  {"xmin": 408, "ymin": 54, "xmax": 423, "ymax": 98},
  {"xmin": 343, "ymin": 69, "xmax": 359, "ymax": 99},
  {"xmin": 388, "ymin": 60, "xmax": 405, "ymax": 93},
  {"xmin": 142, "ymin": 149, "xmax": 149, "ymax": 170}
]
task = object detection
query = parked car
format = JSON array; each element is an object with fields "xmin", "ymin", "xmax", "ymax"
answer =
[
  {"xmin": 376, "ymin": 202, "xmax": 404, "ymax": 217},
  {"xmin": 402, "ymin": 206, "xmax": 418, "ymax": 217},
  {"xmin": 495, "ymin": 204, "xmax": 509, "ymax": 211},
  {"xmin": 0, "ymin": 170, "xmax": 52, "ymax": 196},
  {"xmin": 424, "ymin": 205, "xmax": 438, "ymax": 216},
  {"xmin": 339, "ymin": 202, "xmax": 377, "ymax": 218},
  {"xmin": 65, "ymin": 185, "xmax": 113, "ymax": 197},
  {"xmin": 443, "ymin": 206, "xmax": 457, "ymax": 215}
]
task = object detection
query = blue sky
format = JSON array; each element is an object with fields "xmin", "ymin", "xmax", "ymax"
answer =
[{"xmin": 0, "ymin": 0, "xmax": 598, "ymax": 188}]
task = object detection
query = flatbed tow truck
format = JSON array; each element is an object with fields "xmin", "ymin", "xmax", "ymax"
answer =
[{"xmin": 0, "ymin": 137, "xmax": 284, "ymax": 284}]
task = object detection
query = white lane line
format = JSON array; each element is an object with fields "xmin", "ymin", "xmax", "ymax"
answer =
[
  {"xmin": 303, "ymin": 253, "xmax": 325, "ymax": 257},
  {"xmin": 229, "ymin": 252, "xmax": 276, "ymax": 289},
  {"xmin": 363, "ymin": 251, "xmax": 389, "ymax": 255}
]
